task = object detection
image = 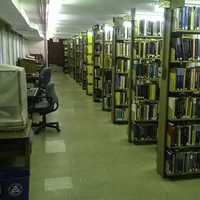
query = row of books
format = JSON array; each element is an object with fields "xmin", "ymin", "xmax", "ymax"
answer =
[
  {"xmin": 115, "ymin": 74, "xmax": 128, "ymax": 89},
  {"xmin": 167, "ymin": 123, "xmax": 200, "ymax": 148},
  {"xmin": 115, "ymin": 20, "xmax": 162, "ymax": 39},
  {"xmin": 86, "ymin": 37, "xmax": 93, "ymax": 69},
  {"xmin": 116, "ymin": 26, "xmax": 131, "ymax": 40},
  {"xmin": 134, "ymin": 103, "xmax": 158, "ymax": 121},
  {"xmin": 136, "ymin": 84, "xmax": 159, "ymax": 100},
  {"xmin": 103, "ymin": 72, "xmax": 112, "ymax": 110},
  {"xmin": 171, "ymin": 37, "xmax": 200, "ymax": 61},
  {"xmin": 135, "ymin": 40, "xmax": 162, "ymax": 58},
  {"xmin": 166, "ymin": 150, "xmax": 200, "ymax": 175},
  {"xmin": 116, "ymin": 43, "xmax": 131, "ymax": 57},
  {"xmin": 116, "ymin": 59, "xmax": 130, "ymax": 73},
  {"xmin": 103, "ymin": 80, "xmax": 112, "ymax": 96},
  {"xmin": 94, "ymin": 76, "xmax": 102, "ymax": 85},
  {"xmin": 94, "ymin": 31, "xmax": 103, "ymax": 41},
  {"xmin": 87, "ymin": 55, "xmax": 93, "ymax": 65},
  {"xmin": 135, "ymin": 20, "xmax": 162, "ymax": 36},
  {"xmin": 105, "ymin": 31, "xmax": 113, "ymax": 41},
  {"xmin": 87, "ymin": 46, "xmax": 93, "ymax": 54},
  {"xmin": 174, "ymin": 7, "xmax": 200, "ymax": 31},
  {"xmin": 94, "ymin": 68, "xmax": 102, "ymax": 77},
  {"xmin": 104, "ymin": 55, "xmax": 112, "ymax": 69},
  {"xmin": 94, "ymin": 44, "xmax": 102, "ymax": 54},
  {"xmin": 169, "ymin": 67, "xmax": 200, "ymax": 91},
  {"xmin": 94, "ymin": 56, "xmax": 102, "ymax": 66},
  {"xmin": 93, "ymin": 88, "xmax": 102, "ymax": 99},
  {"xmin": 132, "ymin": 123, "xmax": 157, "ymax": 142},
  {"xmin": 115, "ymin": 108, "xmax": 128, "ymax": 121},
  {"xmin": 87, "ymin": 66, "xmax": 93, "ymax": 85},
  {"xmin": 115, "ymin": 92, "xmax": 127, "ymax": 106},
  {"xmin": 104, "ymin": 70, "xmax": 112, "ymax": 81},
  {"xmin": 104, "ymin": 43, "xmax": 112, "ymax": 55},
  {"xmin": 103, "ymin": 96, "xmax": 112, "ymax": 110},
  {"xmin": 168, "ymin": 97, "xmax": 200, "ymax": 120},
  {"xmin": 87, "ymin": 35, "xmax": 93, "ymax": 44},
  {"xmin": 135, "ymin": 62, "xmax": 160, "ymax": 79}
]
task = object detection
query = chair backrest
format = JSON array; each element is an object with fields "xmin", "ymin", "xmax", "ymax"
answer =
[
  {"xmin": 46, "ymin": 82, "xmax": 59, "ymax": 112},
  {"xmin": 39, "ymin": 67, "xmax": 51, "ymax": 89}
]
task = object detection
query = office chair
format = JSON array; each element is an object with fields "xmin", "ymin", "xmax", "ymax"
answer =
[
  {"xmin": 31, "ymin": 82, "xmax": 60, "ymax": 134},
  {"xmin": 39, "ymin": 67, "xmax": 51, "ymax": 89},
  {"xmin": 27, "ymin": 67, "xmax": 51, "ymax": 114}
]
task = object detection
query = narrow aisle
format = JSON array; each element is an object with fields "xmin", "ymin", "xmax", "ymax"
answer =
[{"xmin": 30, "ymin": 69, "xmax": 200, "ymax": 200}]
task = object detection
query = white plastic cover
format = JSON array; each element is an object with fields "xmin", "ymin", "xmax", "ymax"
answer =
[{"xmin": 0, "ymin": 64, "xmax": 28, "ymax": 131}]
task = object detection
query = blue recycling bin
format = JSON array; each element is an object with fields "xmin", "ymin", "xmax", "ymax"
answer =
[{"xmin": 0, "ymin": 168, "xmax": 30, "ymax": 200}]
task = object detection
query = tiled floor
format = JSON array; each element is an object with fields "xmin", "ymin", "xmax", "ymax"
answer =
[{"xmin": 30, "ymin": 68, "xmax": 200, "ymax": 200}]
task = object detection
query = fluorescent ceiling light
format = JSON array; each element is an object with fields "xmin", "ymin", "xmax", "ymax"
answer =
[
  {"xmin": 47, "ymin": 0, "xmax": 63, "ymax": 39},
  {"xmin": 47, "ymin": 0, "xmax": 80, "ymax": 39}
]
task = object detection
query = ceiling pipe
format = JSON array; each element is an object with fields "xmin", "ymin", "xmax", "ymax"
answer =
[{"xmin": 39, "ymin": 0, "xmax": 49, "ymax": 66}]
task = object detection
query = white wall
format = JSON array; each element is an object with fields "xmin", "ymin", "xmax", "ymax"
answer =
[{"xmin": 27, "ymin": 40, "xmax": 45, "ymax": 58}]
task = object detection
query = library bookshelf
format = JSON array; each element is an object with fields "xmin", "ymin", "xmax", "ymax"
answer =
[
  {"xmin": 102, "ymin": 25, "xmax": 113, "ymax": 111},
  {"xmin": 128, "ymin": 10, "xmax": 163, "ymax": 144},
  {"xmin": 157, "ymin": 0, "xmax": 200, "ymax": 178}
]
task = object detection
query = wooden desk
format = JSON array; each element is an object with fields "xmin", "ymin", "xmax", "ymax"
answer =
[{"xmin": 0, "ymin": 120, "xmax": 32, "ymax": 168}]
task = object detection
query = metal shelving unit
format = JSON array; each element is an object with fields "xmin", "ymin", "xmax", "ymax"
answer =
[
  {"xmin": 81, "ymin": 31, "xmax": 87, "ymax": 90},
  {"xmin": 69, "ymin": 39, "xmax": 75, "ymax": 78},
  {"xmin": 128, "ymin": 10, "xmax": 163, "ymax": 144},
  {"xmin": 86, "ymin": 31, "xmax": 94, "ymax": 95},
  {"xmin": 111, "ymin": 16, "xmax": 131, "ymax": 124},
  {"xmin": 102, "ymin": 25, "xmax": 113, "ymax": 111},
  {"xmin": 157, "ymin": 0, "xmax": 200, "ymax": 178},
  {"xmin": 93, "ymin": 25, "xmax": 104, "ymax": 102},
  {"xmin": 63, "ymin": 39, "xmax": 70, "ymax": 73},
  {"xmin": 74, "ymin": 35, "xmax": 82, "ymax": 82}
]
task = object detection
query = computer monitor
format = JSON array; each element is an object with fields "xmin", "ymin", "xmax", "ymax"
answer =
[{"xmin": 0, "ymin": 65, "xmax": 28, "ymax": 131}]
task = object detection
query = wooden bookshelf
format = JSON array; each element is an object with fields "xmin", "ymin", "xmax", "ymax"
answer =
[
  {"xmin": 93, "ymin": 25, "xmax": 104, "ymax": 102},
  {"xmin": 86, "ymin": 31, "xmax": 94, "ymax": 95},
  {"xmin": 112, "ymin": 16, "xmax": 131, "ymax": 124},
  {"xmin": 102, "ymin": 25, "xmax": 113, "ymax": 111},
  {"xmin": 157, "ymin": 0, "xmax": 200, "ymax": 178},
  {"xmin": 128, "ymin": 11, "xmax": 163, "ymax": 144}
]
